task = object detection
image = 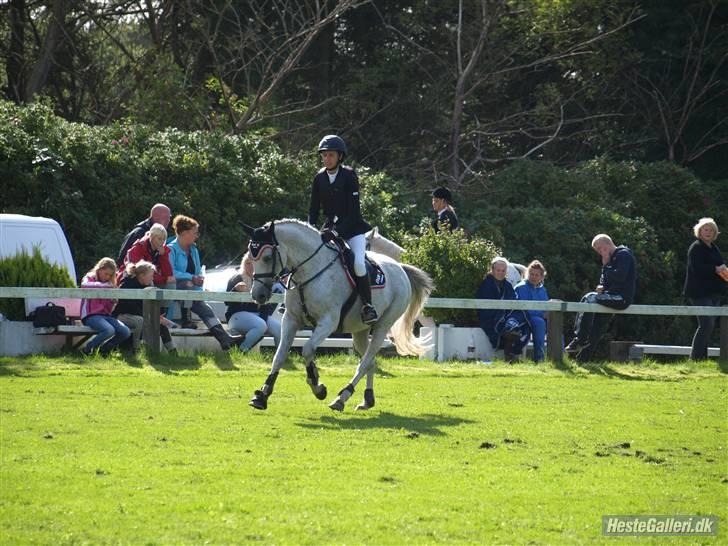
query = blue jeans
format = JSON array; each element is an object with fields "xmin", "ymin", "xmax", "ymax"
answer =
[
  {"xmin": 689, "ymin": 296, "xmax": 721, "ymax": 360},
  {"xmin": 228, "ymin": 311, "xmax": 281, "ymax": 352},
  {"xmin": 83, "ymin": 314, "xmax": 131, "ymax": 351},
  {"xmin": 529, "ymin": 316, "xmax": 547, "ymax": 362}
]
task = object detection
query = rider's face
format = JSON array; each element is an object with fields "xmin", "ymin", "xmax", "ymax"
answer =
[{"xmin": 320, "ymin": 150, "xmax": 340, "ymax": 171}]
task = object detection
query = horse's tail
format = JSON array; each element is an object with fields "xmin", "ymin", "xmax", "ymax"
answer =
[{"xmin": 390, "ymin": 264, "xmax": 435, "ymax": 356}]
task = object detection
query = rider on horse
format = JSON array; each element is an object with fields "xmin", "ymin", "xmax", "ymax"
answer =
[{"xmin": 308, "ymin": 134, "xmax": 378, "ymax": 325}]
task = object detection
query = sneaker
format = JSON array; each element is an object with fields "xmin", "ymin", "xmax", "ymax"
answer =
[
  {"xmin": 81, "ymin": 346, "xmax": 94, "ymax": 356},
  {"xmin": 361, "ymin": 304, "xmax": 378, "ymax": 325},
  {"xmin": 565, "ymin": 338, "xmax": 590, "ymax": 354}
]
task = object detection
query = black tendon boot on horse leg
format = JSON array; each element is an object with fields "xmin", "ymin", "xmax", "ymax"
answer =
[
  {"xmin": 250, "ymin": 371, "xmax": 279, "ymax": 410},
  {"xmin": 355, "ymin": 274, "xmax": 378, "ymax": 324},
  {"xmin": 356, "ymin": 388, "xmax": 375, "ymax": 411},
  {"xmin": 306, "ymin": 362, "xmax": 328, "ymax": 400},
  {"xmin": 329, "ymin": 383, "xmax": 355, "ymax": 412}
]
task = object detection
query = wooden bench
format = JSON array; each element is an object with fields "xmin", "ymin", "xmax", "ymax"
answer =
[
  {"xmin": 32, "ymin": 322, "xmax": 387, "ymax": 353},
  {"xmin": 628, "ymin": 344, "xmax": 720, "ymax": 361}
]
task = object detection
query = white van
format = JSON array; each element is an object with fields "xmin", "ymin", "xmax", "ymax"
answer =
[{"xmin": 0, "ymin": 214, "xmax": 80, "ymax": 317}]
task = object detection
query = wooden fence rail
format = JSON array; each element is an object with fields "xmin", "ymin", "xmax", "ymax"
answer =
[{"xmin": 1, "ymin": 287, "xmax": 726, "ymax": 361}]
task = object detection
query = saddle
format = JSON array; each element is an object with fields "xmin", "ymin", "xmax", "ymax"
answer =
[
  {"xmin": 323, "ymin": 233, "xmax": 386, "ymax": 332},
  {"xmin": 324, "ymin": 234, "xmax": 386, "ymax": 290}
]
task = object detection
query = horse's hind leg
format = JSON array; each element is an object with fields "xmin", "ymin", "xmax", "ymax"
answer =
[
  {"xmin": 351, "ymin": 330, "xmax": 375, "ymax": 411},
  {"xmin": 330, "ymin": 326, "xmax": 388, "ymax": 412},
  {"xmin": 302, "ymin": 316, "xmax": 337, "ymax": 401}
]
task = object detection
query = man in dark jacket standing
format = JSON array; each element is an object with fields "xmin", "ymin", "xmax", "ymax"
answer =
[
  {"xmin": 117, "ymin": 203, "xmax": 171, "ymax": 266},
  {"xmin": 565, "ymin": 233, "xmax": 637, "ymax": 362}
]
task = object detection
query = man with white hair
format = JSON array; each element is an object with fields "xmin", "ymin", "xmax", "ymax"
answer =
[
  {"xmin": 565, "ymin": 233, "xmax": 637, "ymax": 362},
  {"xmin": 117, "ymin": 203, "xmax": 171, "ymax": 266}
]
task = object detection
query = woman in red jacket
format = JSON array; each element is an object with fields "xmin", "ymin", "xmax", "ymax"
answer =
[{"xmin": 119, "ymin": 223, "xmax": 175, "ymax": 287}]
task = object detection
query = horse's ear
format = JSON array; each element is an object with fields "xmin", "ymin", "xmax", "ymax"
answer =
[
  {"xmin": 239, "ymin": 222, "xmax": 255, "ymax": 237},
  {"xmin": 267, "ymin": 220, "xmax": 275, "ymax": 233},
  {"xmin": 373, "ymin": 226, "xmax": 379, "ymax": 236}
]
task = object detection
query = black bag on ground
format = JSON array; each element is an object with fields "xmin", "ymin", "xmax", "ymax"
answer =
[{"xmin": 29, "ymin": 302, "xmax": 68, "ymax": 327}]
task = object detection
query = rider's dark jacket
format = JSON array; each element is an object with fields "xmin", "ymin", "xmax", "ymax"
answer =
[{"xmin": 308, "ymin": 166, "xmax": 372, "ymax": 239}]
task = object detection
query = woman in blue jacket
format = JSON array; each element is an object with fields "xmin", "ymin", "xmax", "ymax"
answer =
[
  {"xmin": 514, "ymin": 260, "xmax": 550, "ymax": 362},
  {"xmin": 168, "ymin": 215, "xmax": 241, "ymax": 351}
]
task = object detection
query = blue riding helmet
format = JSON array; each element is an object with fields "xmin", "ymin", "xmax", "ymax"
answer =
[{"xmin": 318, "ymin": 135, "xmax": 347, "ymax": 158}]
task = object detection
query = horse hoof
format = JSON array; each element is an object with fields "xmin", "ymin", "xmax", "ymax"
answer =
[
  {"xmin": 329, "ymin": 398, "xmax": 345, "ymax": 412},
  {"xmin": 355, "ymin": 402, "xmax": 372, "ymax": 411},
  {"xmin": 315, "ymin": 384, "xmax": 328, "ymax": 401},
  {"xmin": 249, "ymin": 393, "xmax": 268, "ymax": 410}
]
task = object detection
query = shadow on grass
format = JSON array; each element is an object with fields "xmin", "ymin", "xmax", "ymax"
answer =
[
  {"xmin": 718, "ymin": 358, "xmax": 728, "ymax": 374},
  {"xmin": 211, "ymin": 352, "xmax": 238, "ymax": 371},
  {"xmin": 295, "ymin": 411, "xmax": 475, "ymax": 436},
  {"xmin": 146, "ymin": 352, "xmax": 202, "ymax": 374}
]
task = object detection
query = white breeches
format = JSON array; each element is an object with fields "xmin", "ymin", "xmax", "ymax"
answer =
[{"xmin": 346, "ymin": 234, "xmax": 367, "ymax": 277}]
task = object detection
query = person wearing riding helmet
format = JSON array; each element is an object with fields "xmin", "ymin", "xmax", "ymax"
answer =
[
  {"xmin": 431, "ymin": 186, "xmax": 460, "ymax": 232},
  {"xmin": 308, "ymin": 134, "xmax": 378, "ymax": 325}
]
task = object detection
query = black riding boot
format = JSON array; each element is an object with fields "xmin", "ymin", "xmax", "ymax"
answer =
[
  {"xmin": 209, "ymin": 324, "xmax": 242, "ymax": 351},
  {"xmin": 355, "ymin": 274, "xmax": 378, "ymax": 324},
  {"xmin": 180, "ymin": 307, "xmax": 197, "ymax": 329}
]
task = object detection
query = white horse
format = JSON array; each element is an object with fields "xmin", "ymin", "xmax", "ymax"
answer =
[{"xmin": 242, "ymin": 220, "xmax": 434, "ymax": 412}]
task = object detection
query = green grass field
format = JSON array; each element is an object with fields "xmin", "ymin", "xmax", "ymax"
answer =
[{"xmin": 1, "ymin": 351, "xmax": 726, "ymax": 545}]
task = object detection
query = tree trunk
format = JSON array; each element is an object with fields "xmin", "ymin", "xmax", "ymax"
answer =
[
  {"xmin": 6, "ymin": 0, "xmax": 27, "ymax": 102},
  {"xmin": 25, "ymin": 0, "xmax": 69, "ymax": 100}
]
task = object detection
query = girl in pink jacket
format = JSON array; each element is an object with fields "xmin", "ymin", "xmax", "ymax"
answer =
[{"xmin": 80, "ymin": 257, "xmax": 130, "ymax": 355}]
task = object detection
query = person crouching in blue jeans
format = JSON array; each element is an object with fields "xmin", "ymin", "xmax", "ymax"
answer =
[
  {"xmin": 225, "ymin": 254, "xmax": 282, "ymax": 353},
  {"xmin": 80, "ymin": 257, "xmax": 131, "ymax": 356},
  {"xmin": 514, "ymin": 260, "xmax": 549, "ymax": 363}
]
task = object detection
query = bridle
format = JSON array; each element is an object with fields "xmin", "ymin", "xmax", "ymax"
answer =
[
  {"xmin": 249, "ymin": 235, "xmax": 338, "ymax": 292},
  {"xmin": 248, "ymin": 231, "xmax": 341, "ymax": 327}
]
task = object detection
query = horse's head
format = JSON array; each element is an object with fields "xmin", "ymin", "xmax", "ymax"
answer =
[
  {"xmin": 241, "ymin": 221, "xmax": 288, "ymax": 304},
  {"xmin": 365, "ymin": 226, "xmax": 404, "ymax": 261}
]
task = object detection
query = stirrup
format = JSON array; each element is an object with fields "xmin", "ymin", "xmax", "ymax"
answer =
[{"xmin": 361, "ymin": 304, "xmax": 378, "ymax": 324}]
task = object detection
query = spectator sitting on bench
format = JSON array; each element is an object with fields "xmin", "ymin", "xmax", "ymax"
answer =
[
  {"xmin": 80, "ymin": 257, "xmax": 131, "ymax": 356},
  {"xmin": 225, "ymin": 254, "xmax": 282, "ymax": 353},
  {"xmin": 476, "ymin": 256, "xmax": 529, "ymax": 362},
  {"xmin": 514, "ymin": 260, "xmax": 550, "ymax": 363},
  {"xmin": 565, "ymin": 233, "xmax": 637, "ymax": 362},
  {"xmin": 167, "ymin": 214, "xmax": 242, "ymax": 351},
  {"xmin": 113, "ymin": 260, "xmax": 177, "ymax": 355}
]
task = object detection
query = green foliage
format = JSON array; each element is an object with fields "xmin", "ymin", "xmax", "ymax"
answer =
[
  {"xmin": 401, "ymin": 228, "xmax": 500, "ymax": 325},
  {"xmin": 459, "ymin": 159, "xmax": 727, "ymax": 346},
  {"xmin": 0, "ymin": 247, "xmax": 75, "ymax": 320},
  {"xmin": 0, "ymin": 100, "xmax": 414, "ymax": 274}
]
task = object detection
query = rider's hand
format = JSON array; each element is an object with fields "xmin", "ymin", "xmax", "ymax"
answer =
[
  {"xmin": 233, "ymin": 281, "xmax": 248, "ymax": 292},
  {"xmin": 321, "ymin": 229, "xmax": 338, "ymax": 243}
]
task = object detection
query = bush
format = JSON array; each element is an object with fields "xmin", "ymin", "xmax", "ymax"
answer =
[
  {"xmin": 0, "ymin": 247, "xmax": 75, "ymax": 320},
  {"xmin": 0, "ymin": 100, "xmax": 412, "ymax": 275},
  {"xmin": 401, "ymin": 228, "xmax": 500, "ymax": 325}
]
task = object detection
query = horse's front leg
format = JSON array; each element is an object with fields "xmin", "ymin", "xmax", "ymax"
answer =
[
  {"xmin": 302, "ymin": 315, "xmax": 338, "ymax": 401},
  {"xmin": 249, "ymin": 311, "xmax": 301, "ymax": 410},
  {"xmin": 330, "ymin": 326, "xmax": 388, "ymax": 412}
]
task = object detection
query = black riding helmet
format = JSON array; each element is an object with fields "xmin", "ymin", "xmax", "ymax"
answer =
[
  {"xmin": 318, "ymin": 134, "xmax": 347, "ymax": 158},
  {"xmin": 431, "ymin": 186, "xmax": 453, "ymax": 204}
]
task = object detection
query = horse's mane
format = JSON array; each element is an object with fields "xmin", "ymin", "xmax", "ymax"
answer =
[{"xmin": 267, "ymin": 218, "xmax": 318, "ymax": 231}]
